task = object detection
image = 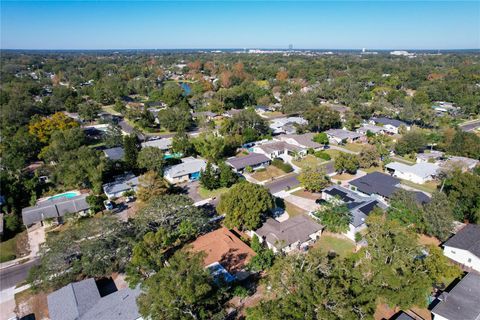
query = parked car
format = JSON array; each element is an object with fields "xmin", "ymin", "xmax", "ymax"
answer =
[
  {"xmin": 104, "ymin": 200, "xmax": 114, "ymax": 210},
  {"xmin": 125, "ymin": 196, "xmax": 135, "ymax": 203}
]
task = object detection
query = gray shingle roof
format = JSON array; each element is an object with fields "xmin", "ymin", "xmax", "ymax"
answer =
[
  {"xmin": 255, "ymin": 215, "xmax": 323, "ymax": 249},
  {"xmin": 386, "ymin": 162, "xmax": 439, "ymax": 179},
  {"xmin": 103, "ymin": 147, "xmax": 125, "ymax": 161},
  {"xmin": 278, "ymin": 133, "xmax": 322, "ymax": 149},
  {"xmin": 102, "ymin": 174, "xmax": 139, "ymax": 197},
  {"xmin": 370, "ymin": 117, "xmax": 407, "ymax": 128},
  {"xmin": 141, "ymin": 137, "xmax": 172, "ymax": 150},
  {"xmin": 226, "ymin": 153, "xmax": 271, "ymax": 171},
  {"xmin": 257, "ymin": 141, "xmax": 304, "ymax": 154},
  {"xmin": 47, "ymin": 279, "xmax": 142, "ymax": 320},
  {"xmin": 325, "ymin": 129, "xmax": 364, "ymax": 140},
  {"xmin": 349, "ymin": 172, "xmax": 400, "ymax": 198},
  {"xmin": 164, "ymin": 157, "xmax": 207, "ymax": 179},
  {"xmin": 22, "ymin": 194, "xmax": 90, "ymax": 226},
  {"xmin": 444, "ymin": 224, "xmax": 480, "ymax": 258},
  {"xmin": 432, "ymin": 272, "xmax": 480, "ymax": 320}
]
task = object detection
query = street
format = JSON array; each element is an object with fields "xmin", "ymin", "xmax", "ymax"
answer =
[
  {"xmin": 0, "ymin": 259, "xmax": 39, "ymax": 291},
  {"xmin": 459, "ymin": 119, "xmax": 480, "ymax": 132},
  {"xmin": 264, "ymin": 174, "xmax": 300, "ymax": 194}
]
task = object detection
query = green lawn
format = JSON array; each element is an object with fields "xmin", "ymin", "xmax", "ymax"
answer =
[
  {"xmin": 343, "ymin": 143, "xmax": 364, "ymax": 153},
  {"xmin": 400, "ymin": 179, "xmax": 438, "ymax": 194},
  {"xmin": 284, "ymin": 202, "xmax": 307, "ymax": 217},
  {"xmin": 198, "ymin": 187, "xmax": 230, "ymax": 199},
  {"xmin": 101, "ymin": 105, "xmax": 122, "ymax": 116},
  {"xmin": 0, "ymin": 237, "xmax": 17, "ymax": 262},
  {"xmin": 251, "ymin": 166, "xmax": 286, "ymax": 182},
  {"xmin": 392, "ymin": 155, "xmax": 416, "ymax": 164},
  {"xmin": 323, "ymin": 149, "xmax": 345, "ymax": 159},
  {"xmin": 315, "ymin": 234, "xmax": 356, "ymax": 258},
  {"xmin": 292, "ymin": 155, "xmax": 326, "ymax": 169},
  {"xmin": 361, "ymin": 166, "xmax": 383, "ymax": 174}
]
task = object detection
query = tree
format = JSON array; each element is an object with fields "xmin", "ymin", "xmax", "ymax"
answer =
[
  {"xmin": 218, "ymin": 162, "xmax": 238, "ymax": 188},
  {"xmin": 334, "ymin": 152, "xmax": 359, "ymax": 174},
  {"xmin": 86, "ymin": 194, "xmax": 106, "ymax": 213},
  {"xmin": 137, "ymin": 147, "xmax": 165, "ymax": 174},
  {"xmin": 312, "ymin": 132, "xmax": 329, "ymax": 145},
  {"xmin": 78, "ymin": 103, "xmax": 101, "ymax": 121},
  {"xmin": 161, "ymin": 82, "xmax": 184, "ymax": 107},
  {"xmin": 28, "ymin": 112, "xmax": 79, "ymax": 143},
  {"xmin": 387, "ymin": 189, "xmax": 424, "ymax": 229},
  {"xmin": 248, "ymin": 235, "xmax": 275, "ymax": 272},
  {"xmin": 358, "ymin": 144, "xmax": 380, "ymax": 168},
  {"xmin": 172, "ymin": 131, "xmax": 195, "ymax": 156},
  {"xmin": 136, "ymin": 171, "xmax": 170, "ymax": 202},
  {"xmin": 394, "ymin": 130, "xmax": 427, "ymax": 156},
  {"xmin": 303, "ymin": 106, "xmax": 341, "ymax": 132},
  {"xmin": 298, "ymin": 166, "xmax": 330, "ymax": 192},
  {"xmin": 157, "ymin": 107, "xmax": 192, "ymax": 132},
  {"xmin": 137, "ymin": 250, "xmax": 222, "ymax": 320},
  {"xmin": 123, "ymin": 134, "xmax": 139, "ymax": 170},
  {"xmin": 313, "ymin": 201, "xmax": 351, "ymax": 233},
  {"xmin": 423, "ymin": 192, "xmax": 454, "ymax": 241},
  {"xmin": 218, "ymin": 182, "xmax": 274, "ymax": 230},
  {"xmin": 38, "ymin": 127, "xmax": 85, "ymax": 163},
  {"xmin": 443, "ymin": 170, "xmax": 480, "ymax": 223},
  {"xmin": 192, "ymin": 133, "xmax": 226, "ymax": 163},
  {"xmin": 445, "ymin": 130, "xmax": 480, "ymax": 159},
  {"xmin": 200, "ymin": 162, "xmax": 220, "ymax": 190},
  {"xmin": 103, "ymin": 124, "xmax": 123, "ymax": 148}
]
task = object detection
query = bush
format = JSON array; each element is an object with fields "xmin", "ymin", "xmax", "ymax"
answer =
[
  {"xmin": 314, "ymin": 151, "xmax": 331, "ymax": 161},
  {"xmin": 233, "ymin": 285, "xmax": 250, "ymax": 298},
  {"xmin": 245, "ymin": 165, "xmax": 253, "ymax": 173},
  {"xmin": 355, "ymin": 232, "xmax": 363, "ymax": 243},
  {"xmin": 272, "ymin": 159, "xmax": 293, "ymax": 173}
]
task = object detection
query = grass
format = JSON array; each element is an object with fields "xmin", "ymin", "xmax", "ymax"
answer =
[
  {"xmin": 284, "ymin": 201, "xmax": 307, "ymax": 217},
  {"xmin": 323, "ymin": 149, "xmax": 344, "ymax": 159},
  {"xmin": 343, "ymin": 143, "xmax": 364, "ymax": 153},
  {"xmin": 332, "ymin": 172, "xmax": 357, "ymax": 181},
  {"xmin": 0, "ymin": 231, "xmax": 29, "ymax": 263},
  {"xmin": 198, "ymin": 186, "xmax": 230, "ymax": 199},
  {"xmin": 400, "ymin": 179, "xmax": 438, "ymax": 193},
  {"xmin": 361, "ymin": 166, "xmax": 383, "ymax": 173},
  {"xmin": 292, "ymin": 155, "xmax": 326, "ymax": 169},
  {"xmin": 251, "ymin": 166, "xmax": 286, "ymax": 182},
  {"xmin": 315, "ymin": 234, "xmax": 355, "ymax": 258},
  {"xmin": 392, "ymin": 155, "xmax": 416, "ymax": 164},
  {"xmin": 101, "ymin": 105, "xmax": 122, "ymax": 116},
  {"xmin": 261, "ymin": 111, "xmax": 283, "ymax": 118},
  {"xmin": 291, "ymin": 189, "xmax": 321, "ymax": 200}
]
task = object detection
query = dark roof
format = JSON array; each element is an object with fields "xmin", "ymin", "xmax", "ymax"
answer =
[
  {"xmin": 390, "ymin": 311, "xmax": 415, "ymax": 320},
  {"xmin": 103, "ymin": 147, "xmax": 124, "ymax": 161},
  {"xmin": 47, "ymin": 279, "xmax": 142, "ymax": 320},
  {"xmin": 22, "ymin": 194, "xmax": 90, "ymax": 226},
  {"xmin": 371, "ymin": 117, "xmax": 407, "ymax": 128},
  {"xmin": 324, "ymin": 188, "xmax": 355, "ymax": 203},
  {"xmin": 358, "ymin": 200, "xmax": 379, "ymax": 215},
  {"xmin": 225, "ymin": 153, "xmax": 271, "ymax": 171},
  {"xmin": 432, "ymin": 272, "xmax": 480, "ymax": 320},
  {"xmin": 349, "ymin": 172, "xmax": 400, "ymax": 198},
  {"xmin": 444, "ymin": 224, "xmax": 480, "ymax": 258}
]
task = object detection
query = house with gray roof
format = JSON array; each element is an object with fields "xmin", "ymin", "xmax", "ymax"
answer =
[
  {"xmin": 416, "ymin": 150, "xmax": 444, "ymax": 163},
  {"xmin": 163, "ymin": 157, "xmax": 207, "ymax": 184},
  {"xmin": 385, "ymin": 162, "xmax": 439, "ymax": 184},
  {"xmin": 275, "ymin": 133, "xmax": 323, "ymax": 150},
  {"xmin": 321, "ymin": 185, "xmax": 386, "ymax": 240},
  {"xmin": 141, "ymin": 137, "xmax": 172, "ymax": 151},
  {"xmin": 269, "ymin": 117, "xmax": 308, "ymax": 134},
  {"xmin": 324, "ymin": 129, "xmax": 365, "ymax": 144},
  {"xmin": 431, "ymin": 272, "xmax": 480, "ymax": 320},
  {"xmin": 369, "ymin": 117, "xmax": 410, "ymax": 134},
  {"xmin": 102, "ymin": 173, "xmax": 139, "ymax": 199},
  {"xmin": 253, "ymin": 140, "xmax": 306, "ymax": 164},
  {"xmin": 22, "ymin": 194, "xmax": 90, "ymax": 227},
  {"xmin": 357, "ymin": 124, "xmax": 386, "ymax": 136},
  {"xmin": 442, "ymin": 224, "xmax": 480, "ymax": 272},
  {"xmin": 47, "ymin": 278, "xmax": 142, "ymax": 320},
  {"xmin": 225, "ymin": 153, "xmax": 271, "ymax": 173},
  {"xmin": 253, "ymin": 215, "xmax": 323, "ymax": 253},
  {"xmin": 103, "ymin": 147, "xmax": 125, "ymax": 161}
]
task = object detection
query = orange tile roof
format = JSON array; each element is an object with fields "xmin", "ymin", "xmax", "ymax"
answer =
[{"xmin": 190, "ymin": 227, "xmax": 256, "ymax": 273}]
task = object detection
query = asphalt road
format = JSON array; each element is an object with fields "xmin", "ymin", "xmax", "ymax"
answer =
[
  {"xmin": 264, "ymin": 174, "xmax": 300, "ymax": 194},
  {"xmin": 0, "ymin": 259, "xmax": 39, "ymax": 291},
  {"xmin": 459, "ymin": 120, "xmax": 480, "ymax": 132}
]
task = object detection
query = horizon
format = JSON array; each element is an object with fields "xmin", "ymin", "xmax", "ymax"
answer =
[{"xmin": 1, "ymin": 1, "xmax": 479, "ymax": 50}]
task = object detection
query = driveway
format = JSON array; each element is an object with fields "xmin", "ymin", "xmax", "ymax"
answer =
[
  {"xmin": 283, "ymin": 195, "xmax": 320, "ymax": 212},
  {"xmin": 459, "ymin": 119, "xmax": 480, "ymax": 132},
  {"xmin": 182, "ymin": 180, "xmax": 204, "ymax": 203},
  {"xmin": 264, "ymin": 174, "xmax": 300, "ymax": 194}
]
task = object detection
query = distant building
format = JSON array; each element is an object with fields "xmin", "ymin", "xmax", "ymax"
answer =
[
  {"xmin": 385, "ymin": 162, "xmax": 438, "ymax": 184},
  {"xmin": 442, "ymin": 224, "xmax": 480, "ymax": 272},
  {"xmin": 269, "ymin": 117, "xmax": 308, "ymax": 135},
  {"xmin": 253, "ymin": 215, "xmax": 323, "ymax": 253},
  {"xmin": 141, "ymin": 137, "xmax": 172, "ymax": 152},
  {"xmin": 163, "ymin": 157, "xmax": 207, "ymax": 184},
  {"xmin": 47, "ymin": 278, "xmax": 142, "ymax": 320},
  {"xmin": 324, "ymin": 129, "xmax": 365, "ymax": 144},
  {"xmin": 356, "ymin": 124, "xmax": 385, "ymax": 136},
  {"xmin": 369, "ymin": 117, "xmax": 410, "ymax": 134},
  {"xmin": 431, "ymin": 272, "xmax": 480, "ymax": 320},
  {"xmin": 102, "ymin": 174, "xmax": 139, "ymax": 199}
]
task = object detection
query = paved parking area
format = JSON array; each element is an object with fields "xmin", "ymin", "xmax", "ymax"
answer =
[{"xmin": 283, "ymin": 194, "xmax": 320, "ymax": 212}]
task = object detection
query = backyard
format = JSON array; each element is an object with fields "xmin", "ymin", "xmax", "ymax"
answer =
[
  {"xmin": 314, "ymin": 233, "xmax": 356, "ymax": 258},
  {"xmin": 251, "ymin": 166, "xmax": 286, "ymax": 182}
]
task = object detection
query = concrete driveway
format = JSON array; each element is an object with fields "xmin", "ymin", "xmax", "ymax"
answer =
[{"xmin": 283, "ymin": 194, "xmax": 320, "ymax": 212}]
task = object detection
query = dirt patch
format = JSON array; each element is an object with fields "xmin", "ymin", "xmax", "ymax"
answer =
[
  {"xmin": 291, "ymin": 189, "xmax": 322, "ymax": 200},
  {"xmin": 15, "ymin": 289, "xmax": 51, "ymax": 320},
  {"xmin": 228, "ymin": 283, "xmax": 268, "ymax": 318},
  {"xmin": 16, "ymin": 231, "xmax": 31, "ymax": 257},
  {"xmin": 418, "ymin": 234, "xmax": 441, "ymax": 247}
]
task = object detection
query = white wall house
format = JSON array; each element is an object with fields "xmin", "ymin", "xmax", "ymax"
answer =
[
  {"xmin": 369, "ymin": 117, "xmax": 410, "ymax": 135},
  {"xmin": 442, "ymin": 224, "xmax": 480, "ymax": 272},
  {"xmin": 253, "ymin": 141, "xmax": 306, "ymax": 164},
  {"xmin": 385, "ymin": 162, "xmax": 438, "ymax": 184},
  {"xmin": 163, "ymin": 157, "xmax": 207, "ymax": 184}
]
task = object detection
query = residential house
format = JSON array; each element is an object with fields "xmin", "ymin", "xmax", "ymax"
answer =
[
  {"xmin": 22, "ymin": 193, "xmax": 90, "ymax": 227},
  {"xmin": 356, "ymin": 124, "xmax": 386, "ymax": 136},
  {"xmin": 440, "ymin": 156, "xmax": 479, "ymax": 172},
  {"xmin": 269, "ymin": 117, "xmax": 308, "ymax": 135},
  {"xmin": 275, "ymin": 133, "xmax": 323, "ymax": 150},
  {"xmin": 254, "ymin": 105, "xmax": 271, "ymax": 114},
  {"xmin": 348, "ymin": 172, "xmax": 430, "ymax": 204},
  {"xmin": 190, "ymin": 227, "xmax": 256, "ymax": 281},
  {"xmin": 385, "ymin": 162, "xmax": 438, "ymax": 184},
  {"xmin": 118, "ymin": 120, "xmax": 145, "ymax": 140},
  {"xmin": 102, "ymin": 174, "xmax": 139, "ymax": 199},
  {"xmin": 225, "ymin": 153, "xmax": 271, "ymax": 173},
  {"xmin": 431, "ymin": 101, "xmax": 459, "ymax": 116},
  {"xmin": 192, "ymin": 111, "xmax": 219, "ymax": 121},
  {"xmin": 223, "ymin": 109, "xmax": 242, "ymax": 118},
  {"xmin": 324, "ymin": 129, "xmax": 365, "ymax": 144},
  {"xmin": 369, "ymin": 117, "xmax": 410, "ymax": 134},
  {"xmin": 431, "ymin": 272, "xmax": 480, "ymax": 320},
  {"xmin": 141, "ymin": 137, "xmax": 172, "ymax": 152},
  {"xmin": 163, "ymin": 157, "xmax": 207, "ymax": 184},
  {"xmin": 416, "ymin": 150, "xmax": 444, "ymax": 163},
  {"xmin": 253, "ymin": 141, "xmax": 306, "ymax": 163},
  {"xmin": 442, "ymin": 224, "xmax": 480, "ymax": 272},
  {"xmin": 47, "ymin": 278, "xmax": 142, "ymax": 320},
  {"xmin": 321, "ymin": 185, "xmax": 386, "ymax": 240},
  {"xmin": 253, "ymin": 215, "xmax": 323, "ymax": 253},
  {"xmin": 103, "ymin": 147, "xmax": 125, "ymax": 161}
]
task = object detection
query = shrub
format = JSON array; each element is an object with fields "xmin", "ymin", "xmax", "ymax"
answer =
[
  {"xmin": 314, "ymin": 151, "xmax": 331, "ymax": 161},
  {"xmin": 272, "ymin": 159, "xmax": 293, "ymax": 173},
  {"xmin": 245, "ymin": 165, "xmax": 253, "ymax": 173}
]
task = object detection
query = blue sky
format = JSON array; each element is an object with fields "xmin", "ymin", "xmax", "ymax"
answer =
[{"xmin": 1, "ymin": 1, "xmax": 479, "ymax": 49}]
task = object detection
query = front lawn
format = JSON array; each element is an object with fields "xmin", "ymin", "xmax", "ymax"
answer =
[
  {"xmin": 331, "ymin": 172, "xmax": 358, "ymax": 181},
  {"xmin": 291, "ymin": 189, "xmax": 321, "ymax": 200},
  {"xmin": 400, "ymin": 179, "xmax": 438, "ymax": 193},
  {"xmin": 315, "ymin": 234, "xmax": 355, "ymax": 258},
  {"xmin": 198, "ymin": 186, "xmax": 230, "ymax": 199},
  {"xmin": 292, "ymin": 155, "xmax": 326, "ymax": 169},
  {"xmin": 251, "ymin": 166, "xmax": 286, "ymax": 182},
  {"xmin": 361, "ymin": 166, "xmax": 383, "ymax": 174},
  {"xmin": 284, "ymin": 201, "xmax": 307, "ymax": 217},
  {"xmin": 0, "ymin": 231, "xmax": 29, "ymax": 263},
  {"xmin": 343, "ymin": 143, "xmax": 364, "ymax": 153},
  {"xmin": 323, "ymin": 149, "xmax": 345, "ymax": 159}
]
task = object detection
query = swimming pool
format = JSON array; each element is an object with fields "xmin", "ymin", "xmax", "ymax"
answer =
[
  {"xmin": 47, "ymin": 191, "xmax": 80, "ymax": 201},
  {"xmin": 164, "ymin": 152, "xmax": 183, "ymax": 159}
]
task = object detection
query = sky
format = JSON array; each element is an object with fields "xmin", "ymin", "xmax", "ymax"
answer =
[{"xmin": 1, "ymin": 1, "xmax": 479, "ymax": 50}]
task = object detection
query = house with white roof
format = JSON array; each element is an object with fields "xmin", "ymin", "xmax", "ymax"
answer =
[
  {"xmin": 102, "ymin": 173, "xmax": 139, "ymax": 199},
  {"xmin": 252, "ymin": 140, "xmax": 306, "ymax": 164},
  {"xmin": 163, "ymin": 157, "xmax": 207, "ymax": 184},
  {"xmin": 275, "ymin": 133, "xmax": 323, "ymax": 150},
  {"xmin": 385, "ymin": 162, "xmax": 438, "ymax": 184},
  {"xmin": 141, "ymin": 137, "xmax": 172, "ymax": 152},
  {"xmin": 324, "ymin": 129, "xmax": 365, "ymax": 144},
  {"xmin": 269, "ymin": 117, "xmax": 308, "ymax": 135},
  {"xmin": 356, "ymin": 124, "xmax": 385, "ymax": 136}
]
